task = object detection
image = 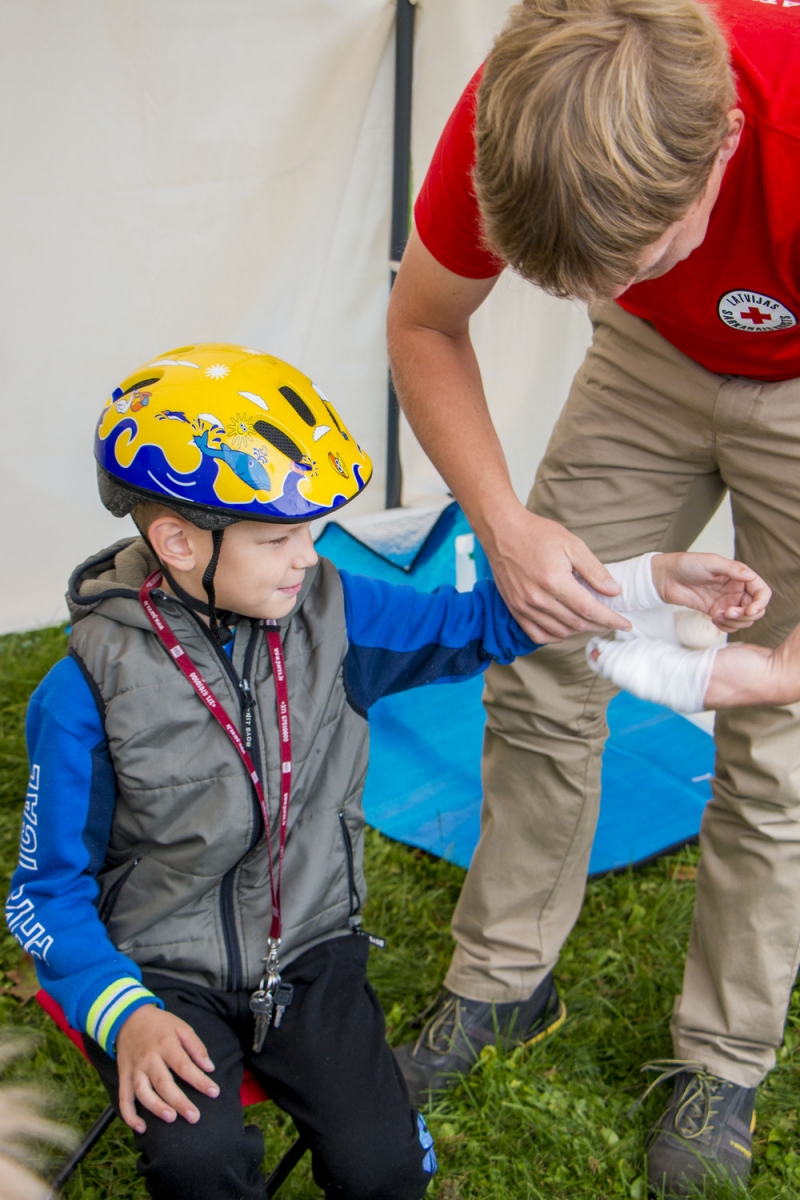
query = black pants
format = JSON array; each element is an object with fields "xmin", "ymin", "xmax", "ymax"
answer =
[{"xmin": 87, "ymin": 936, "xmax": 434, "ymax": 1200}]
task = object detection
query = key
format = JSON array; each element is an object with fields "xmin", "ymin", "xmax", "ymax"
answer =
[
  {"xmin": 250, "ymin": 987, "xmax": 274, "ymax": 1052},
  {"xmin": 272, "ymin": 982, "xmax": 294, "ymax": 1029}
]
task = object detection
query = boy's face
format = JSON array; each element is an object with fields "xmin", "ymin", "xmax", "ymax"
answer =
[{"xmin": 149, "ymin": 515, "xmax": 319, "ymax": 621}]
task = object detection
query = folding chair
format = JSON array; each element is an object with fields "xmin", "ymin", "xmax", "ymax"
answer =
[{"xmin": 36, "ymin": 989, "xmax": 307, "ymax": 1197}]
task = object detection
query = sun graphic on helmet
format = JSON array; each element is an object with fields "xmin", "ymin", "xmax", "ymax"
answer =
[{"xmin": 227, "ymin": 412, "xmax": 256, "ymax": 449}]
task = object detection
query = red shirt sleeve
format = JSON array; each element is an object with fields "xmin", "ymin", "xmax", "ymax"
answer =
[{"xmin": 413, "ymin": 66, "xmax": 507, "ymax": 280}]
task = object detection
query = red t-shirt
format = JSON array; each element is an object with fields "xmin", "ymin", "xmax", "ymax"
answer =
[{"xmin": 414, "ymin": 0, "xmax": 800, "ymax": 382}]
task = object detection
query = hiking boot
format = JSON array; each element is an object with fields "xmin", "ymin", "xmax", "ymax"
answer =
[
  {"xmin": 634, "ymin": 1060, "xmax": 756, "ymax": 1196},
  {"xmin": 394, "ymin": 973, "xmax": 566, "ymax": 1106}
]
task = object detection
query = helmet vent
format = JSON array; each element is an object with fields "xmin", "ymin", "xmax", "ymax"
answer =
[
  {"xmin": 254, "ymin": 420, "xmax": 304, "ymax": 463},
  {"xmin": 321, "ymin": 399, "xmax": 347, "ymax": 439},
  {"xmin": 278, "ymin": 386, "xmax": 315, "ymax": 426},
  {"xmin": 113, "ymin": 376, "xmax": 161, "ymax": 401}
]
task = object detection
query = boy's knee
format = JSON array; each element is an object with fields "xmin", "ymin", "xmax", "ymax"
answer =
[
  {"xmin": 315, "ymin": 1112, "xmax": 436, "ymax": 1200},
  {"xmin": 138, "ymin": 1116, "xmax": 265, "ymax": 1200}
]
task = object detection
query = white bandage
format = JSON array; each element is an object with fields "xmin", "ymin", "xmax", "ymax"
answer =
[
  {"xmin": 587, "ymin": 634, "xmax": 719, "ymax": 713},
  {"xmin": 581, "ymin": 551, "xmax": 723, "ymax": 711},
  {"xmin": 578, "ymin": 552, "xmax": 662, "ymax": 614},
  {"xmin": 673, "ymin": 608, "xmax": 727, "ymax": 650}
]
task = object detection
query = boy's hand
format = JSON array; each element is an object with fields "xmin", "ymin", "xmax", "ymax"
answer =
[
  {"xmin": 115, "ymin": 1004, "xmax": 219, "ymax": 1134},
  {"xmin": 651, "ymin": 553, "xmax": 771, "ymax": 632}
]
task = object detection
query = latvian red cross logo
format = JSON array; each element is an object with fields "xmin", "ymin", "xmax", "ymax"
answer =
[{"xmin": 718, "ymin": 290, "xmax": 797, "ymax": 333}]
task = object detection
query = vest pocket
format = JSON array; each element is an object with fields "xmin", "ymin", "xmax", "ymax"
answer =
[
  {"xmin": 338, "ymin": 811, "xmax": 361, "ymax": 923},
  {"xmin": 98, "ymin": 857, "xmax": 140, "ymax": 925}
]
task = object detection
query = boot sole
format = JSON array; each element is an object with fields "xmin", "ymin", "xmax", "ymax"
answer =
[{"xmin": 523, "ymin": 997, "xmax": 568, "ymax": 1047}]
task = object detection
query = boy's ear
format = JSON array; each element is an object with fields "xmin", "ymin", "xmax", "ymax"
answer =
[{"xmin": 147, "ymin": 515, "xmax": 199, "ymax": 574}]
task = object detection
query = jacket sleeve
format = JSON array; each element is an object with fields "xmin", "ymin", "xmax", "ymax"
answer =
[
  {"xmin": 5, "ymin": 656, "xmax": 161, "ymax": 1056},
  {"xmin": 340, "ymin": 571, "xmax": 538, "ymax": 711}
]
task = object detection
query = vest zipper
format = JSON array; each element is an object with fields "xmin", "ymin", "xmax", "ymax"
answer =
[
  {"xmin": 240, "ymin": 623, "xmax": 265, "ymax": 853},
  {"xmin": 166, "ymin": 601, "xmax": 263, "ymax": 993},
  {"xmin": 153, "ymin": 597, "xmax": 282, "ymax": 991},
  {"xmin": 219, "ymin": 866, "xmax": 243, "ymax": 991},
  {"xmin": 183, "ymin": 611, "xmax": 249, "ymax": 991}
]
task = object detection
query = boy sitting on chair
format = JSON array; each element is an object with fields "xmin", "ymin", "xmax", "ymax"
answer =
[{"xmin": 2, "ymin": 344, "xmax": 784, "ymax": 1200}]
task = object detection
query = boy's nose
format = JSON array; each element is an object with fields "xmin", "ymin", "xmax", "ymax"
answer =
[{"xmin": 294, "ymin": 526, "xmax": 319, "ymax": 569}]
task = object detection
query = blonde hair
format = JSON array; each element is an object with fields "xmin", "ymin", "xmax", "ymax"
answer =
[
  {"xmin": 475, "ymin": 0, "xmax": 735, "ymax": 299},
  {"xmin": 131, "ymin": 500, "xmax": 177, "ymax": 536}
]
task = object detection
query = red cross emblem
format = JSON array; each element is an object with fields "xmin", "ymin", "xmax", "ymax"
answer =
[
  {"xmin": 739, "ymin": 306, "xmax": 770, "ymax": 326},
  {"xmin": 718, "ymin": 290, "xmax": 797, "ymax": 333}
]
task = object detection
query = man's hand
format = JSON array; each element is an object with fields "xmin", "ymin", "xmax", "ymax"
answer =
[
  {"xmin": 387, "ymin": 234, "xmax": 629, "ymax": 644},
  {"xmin": 651, "ymin": 552, "xmax": 771, "ymax": 632},
  {"xmin": 115, "ymin": 1004, "xmax": 219, "ymax": 1134},
  {"xmin": 488, "ymin": 507, "xmax": 632, "ymax": 642}
]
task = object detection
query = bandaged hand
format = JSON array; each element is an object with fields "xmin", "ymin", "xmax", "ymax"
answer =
[
  {"xmin": 650, "ymin": 552, "xmax": 770, "ymax": 632},
  {"xmin": 588, "ymin": 626, "xmax": 800, "ymax": 714},
  {"xmin": 578, "ymin": 551, "xmax": 771, "ymax": 632},
  {"xmin": 584, "ymin": 554, "xmax": 800, "ymax": 713},
  {"xmin": 587, "ymin": 633, "xmax": 719, "ymax": 712}
]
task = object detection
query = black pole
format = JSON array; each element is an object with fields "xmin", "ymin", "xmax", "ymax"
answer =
[{"xmin": 385, "ymin": 0, "xmax": 416, "ymax": 510}]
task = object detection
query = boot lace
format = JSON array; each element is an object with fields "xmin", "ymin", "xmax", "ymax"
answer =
[
  {"xmin": 628, "ymin": 1059, "xmax": 725, "ymax": 1140},
  {"xmin": 414, "ymin": 993, "xmax": 464, "ymax": 1055}
]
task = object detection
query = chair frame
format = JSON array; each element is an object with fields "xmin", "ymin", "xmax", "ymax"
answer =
[{"xmin": 36, "ymin": 990, "xmax": 307, "ymax": 1197}]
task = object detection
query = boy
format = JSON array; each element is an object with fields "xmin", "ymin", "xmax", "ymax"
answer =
[{"xmin": 4, "ymin": 345, "xmax": 776, "ymax": 1199}]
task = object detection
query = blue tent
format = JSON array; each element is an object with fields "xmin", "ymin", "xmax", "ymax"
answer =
[{"xmin": 317, "ymin": 503, "xmax": 714, "ymax": 875}]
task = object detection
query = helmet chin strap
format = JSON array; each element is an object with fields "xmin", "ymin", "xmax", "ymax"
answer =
[
  {"xmin": 156, "ymin": 528, "xmax": 230, "ymax": 643},
  {"xmin": 160, "ymin": 566, "xmax": 212, "ymax": 617},
  {"xmin": 201, "ymin": 528, "xmax": 227, "ymax": 644}
]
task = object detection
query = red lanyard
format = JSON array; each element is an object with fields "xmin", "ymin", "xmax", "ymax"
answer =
[{"xmin": 139, "ymin": 570, "xmax": 291, "ymax": 942}]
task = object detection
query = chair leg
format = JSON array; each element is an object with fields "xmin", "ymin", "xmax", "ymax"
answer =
[
  {"xmin": 265, "ymin": 1134, "xmax": 307, "ymax": 1197},
  {"xmin": 48, "ymin": 1104, "xmax": 116, "ymax": 1195}
]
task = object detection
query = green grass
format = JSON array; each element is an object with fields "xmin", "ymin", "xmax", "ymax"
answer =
[{"xmin": 2, "ymin": 626, "xmax": 800, "ymax": 1198}]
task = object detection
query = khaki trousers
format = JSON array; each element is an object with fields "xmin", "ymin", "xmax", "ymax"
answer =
[{"xmin": 445, "ymin": 301, "xmax": 800, "ymax": 1088}]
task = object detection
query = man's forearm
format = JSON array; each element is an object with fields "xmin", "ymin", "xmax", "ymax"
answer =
[
  {"xmin": 387, "ymin": 229, "xmax": 625, "ymax": 641},
  {"xmin": 388, "ymin": 320, "xmax": 522, "ymax": 545},
  {"xmin": 387, "ymin": 227, "xmax": 520, "ymax": 550}
]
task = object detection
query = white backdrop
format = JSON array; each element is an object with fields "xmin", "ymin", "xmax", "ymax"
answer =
[
  {"xmin": 0, "ymin": 0, "xmax": 732, "ymax": 633},
  {"xmin": 1, "ymin": 0, "xmax": 395, "ymax": 631}
]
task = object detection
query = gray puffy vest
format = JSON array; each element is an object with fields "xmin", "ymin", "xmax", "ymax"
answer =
[{"xmin": 68, "ymin": 538, "xmax": 369, "ymax": 991}]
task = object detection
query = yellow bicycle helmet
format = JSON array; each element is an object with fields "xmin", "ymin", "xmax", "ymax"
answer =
[{"xmin": 96, "ymin": 343, "xmax": 372, "ymax": 529}]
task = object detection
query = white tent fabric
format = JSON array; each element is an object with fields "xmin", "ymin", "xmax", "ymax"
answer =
[
  {"xmin": 1, "ymin": 0, "xmax": 395, "ymax": 632},
  {"xmin": 0, "ymin": 0, "xmax": 731, "ymax": 633}
]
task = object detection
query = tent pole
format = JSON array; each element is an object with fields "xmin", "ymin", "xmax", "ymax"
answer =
[{"xmin": 385, "ymin": 0, "xmax": 416, "ymax": 510}]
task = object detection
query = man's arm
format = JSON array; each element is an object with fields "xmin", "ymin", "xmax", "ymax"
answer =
[{"xmin": 387, "ymin": 228, "xmax": 630, "ymax": 643}]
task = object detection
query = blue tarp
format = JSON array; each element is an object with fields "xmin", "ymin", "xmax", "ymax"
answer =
[{"xmin": 317, "ymin": 503, "xmax": 714, "ymax": 875}]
